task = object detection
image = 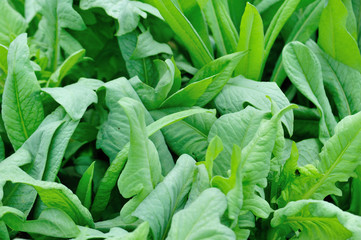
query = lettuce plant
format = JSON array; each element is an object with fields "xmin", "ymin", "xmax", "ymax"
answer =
[{"xmin": 0, "ymin": 0, "xmax": 361, "ymax": 239}]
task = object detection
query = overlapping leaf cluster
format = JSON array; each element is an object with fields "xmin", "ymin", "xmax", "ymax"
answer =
[{"xmin": 0, "ymin": 0, "xmax": 361, "ymax": 239}]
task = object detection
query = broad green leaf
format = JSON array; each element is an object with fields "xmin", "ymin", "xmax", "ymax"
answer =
[
  {"xmin": 261, "ymin": 0, "xmax": 300, "ymax": 79},
  {"xmin": 117, "ymin": 31, "xmax": 156, "ymax": 85},
  {"xmin": 96, "ymin": 78, "xmax": 173, "ymax": 174},
  {"xmin": 214, "ymin": 76, "xmax": 294, "ymax": 136},
  {"xmin": 199, "ymin": 0, "xmax": 238, "ymax": 56},
  {"xmin": 280, "ymin": 111, "xmax": 361, "ymax": 204},
  {"xmin": 189, "ymin": 52, "xmax": 246, "ymax": 107},
  {"xmin": 117, "ymin": 97, "xmax": 163, "ymax": 223},
  {"xmin": 35, "ymin": 0, "xmax": 86, "ymax": 70},
  {"xmin": 166, "ymin": 188, "xmax": 235, "ymax": 240},
  {"xmin": 3, "ymin": 119, "xmax": 63, "ymax": 215},
  {"xmin": 239, "ymin": 103, "xmax": 296, "ymax": 218},
  {"xmin": 178, "ymin": 0, "xmax": 212, "ymax": 53},
  {"xmin": 209, "ymin": 107, "xmax": 269, "ymax": 176},
  {"xmin": 80, "ymin": 0, "xmax": 160, "ymax": 36},
  {"xmin": 144, "ymin": 0, "xmax": 213, "ymax": 68},
  {"xmin": 282, "ymin": 41, "xmax": 337, "ymax": 142},
  {"xmin": 91, "ymin": 107, "xmax": 210, "ymax": 218},
  {"xmin": 318, "ymin": 0, "xmax": 361, "ymax": 72},
  {"xmin": 2, "ymin": 33, "xmax": 44, "ymax": 150},
  {"xmin": 160, "ymin": 76, "xmax": 213, "ymax": 108},
  {"xmin": 271, "ymin": 200, "xmax": 361, "ymax": 239},
  {"xmin": 133, "ymin": 155, "xmax": 196, "ymax": 240},
  {"xmin": 151, "ymin": 108, "xmax": 217, "ymax": 162},
  {"xmin": 0, "ymin": 0, "xmax": 27, "ymax": 46},
  {"xmin": 271, "ymin": 0, "xmax": 324, "ymax": 86},
  {"xmin": 76, "ymin": 162, "xmax": 95, "ymax": 209},
  {"xmin": 131, "ymin": 30, "xmax": 172, "ymax": 59},
  {"xmin": 42, "ymin": 80, "xmax": 98, "ymax": 121},
  {"xmin": 0, "ymin": 207, "xmax": 80, "ymax": 238},
  {"xmin": 302, "ymin": 111, "xmax": 361, "ymax": 200},
  {"xmin": 0, "ymin": 166, "xmax": 94, "ymax": 227},
  {"xmin": 235, "ymin": 3, "xmax": 264, "ymax": 80},
  {"xmin": 47, "ymin": 49, "xmax": 86, "ymax": 87},
  {"xmin": 307, "ymin": 40, "xmax": 361, "ymax": 119}
]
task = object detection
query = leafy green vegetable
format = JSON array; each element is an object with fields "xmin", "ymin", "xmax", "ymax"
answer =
[
  {"xmin": 318, "ymin": 0, "xmax": 361, "ymax": 72},
  {"xmin": 166, "ymin": 188, "xmax": 235, "ymax": 240}
]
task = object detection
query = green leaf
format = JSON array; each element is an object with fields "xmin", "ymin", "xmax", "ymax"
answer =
[
  {"xmin": 130, "ymin": 60, "xmax": 174, "ymax": 109},
  {"xmin": 203, "ymin": 135, "xmax": 223, "ymax": 179},
  {"xmin": 211, "ymin": 145, "xmax": 243, "ymax": 225},
  {"xmin": 80, "ymin": 0, "xmax": 159, "ymax": 36},
  {"xmin": 302, "ymin": 111, "xmax": 361, "ymax": 200},
  {"xmin": 91, "ymin": 107, "xmax": 210, "ymax": 218},
  {"xmin": 271, "ymin": 200, "xmax": 361, "ymax": 239},
  {"xmin": 166, "ymin": 188, "xmax": 235, "ymax": 240},
  {"xmin": 261, "ymin": 0, "xmax": 300, "ymax": 79},
  {"xmin": 160, "ymin": 76, "xmax": 214, "ymax": 108},
  {"xmin": 42, "ymin": 80, "xmax": 98, "ymax": 121},
  {"xmin": 35, "ymin": 0, "xmax": 86, "ymax": 70},
  {"xmin": 0, "ymin": 0, "xmax": 27, "ymax": 46},
  {"xmin": 3, "ymin": 119, "xmax": 63, "ymax": 215},
  {"xmin": 131, "ymin": 30, "xmax": 172, "ymax": 59},
  {"xmin": 190, "ymin": 52, "xmax": 246, "ymax": 107},
  {"xmin": 235, "ymin": 2, "xmax": 264, "ymax": 80},
  {"xmin": 209, "ymin": 107, "xmax": 269, "ymax": 176},
  {"xmin": 296, "ymin": 138, "xmax": 322, "ymax": 166},
  {"xmin": 318, "ymin": 0, "xmax": 361, "ymax": 72},
  {"xmin": 178, "ymin": 0, "xmax": 212, "ymax": 53},
  {"xmin": 151, "ymin": 108, "xmax": 217, "ymax": 162},
  {"xmin": 144, "ymin": 0, "xmax": 213, "ymax": 68},
  {"xmin": 133, "ymin": 154, "xmax": 196, "ymax": 240},
  {"xmin": 0, "ymin": 166, "xmax": 94, "ymax": 227},
  {"xmin": 282, "ymin": 41, "xmax": 337, "ymax": 142},
  {"xmin": 214, "ymin": 76, "xmax": 294, "ymax": 136},
  {"xmin": 76, "ymin": 162, "xmax": 95, "ymax": 209},
  {"xmin": 0, "ymin": 220, "xmax": 9, "ymax": 240},
  {"xmin": 307, "ymin": 40, "xmax": 361, "ymax": 119},
  {"xmin": 239, "ymin": 103, "xmax": 296, "ymax": 218},
  {"xmin": 96, "ymin": 78, "xmax": 173, "ymax": 174},
  {"xmin": 2, "ymin": 33, "xmax": 44, "ymax": 150},
  {"xmin": 271, "ymin": 0, "xmax": 325, "ymax": 86},
  {"xmin": 117, "ymin": 97, "xmax": 163, "ymax": 223},
  {"xmin": 47, "ymin": 49, "xmax": 86, "ymax": 87},
  {"xmin": 117, "ymin": 31, "xmax": 157, "ymax": 85},
  {"xmin": 199, "ymin": 0, "xmax": 238, "ymax": 56},
  {"xmin": 0, "ymin": 207, "xmax": 80, "ymax": 238}
]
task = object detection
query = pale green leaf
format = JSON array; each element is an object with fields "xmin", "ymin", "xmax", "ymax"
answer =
[
  {"xmin": 166, "ymin": 188, "xmax": 235, "ymax": 240},
  {"xmin": 2, "ymin": 33, "xmax": 44, "ymax": 150},
  {"xmin": 133, "ymin": 155, "xmax": 196, "ymax": 240}
]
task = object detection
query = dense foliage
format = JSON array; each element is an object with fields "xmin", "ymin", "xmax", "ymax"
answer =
[{"xmin": 0, "ymin": 0, "xmax": 361, "ymax": 239}]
